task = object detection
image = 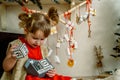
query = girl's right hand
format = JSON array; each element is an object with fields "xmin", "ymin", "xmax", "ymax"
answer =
[{"xmin": 8, "ymin": 44, "xmax": 18, "ymax": 59}]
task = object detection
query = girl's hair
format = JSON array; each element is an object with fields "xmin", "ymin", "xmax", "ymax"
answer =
[
  {"xmin": 18, "ymin": 13, "xmax": 51, "ymax": 38},
  {"xmin": 48, "ymin": 7, "xmax": 59, "ymax": 25}
]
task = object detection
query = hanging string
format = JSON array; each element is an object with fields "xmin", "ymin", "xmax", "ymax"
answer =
[
  {"xmin": 87, "ymin": 14, "xmax": 91, "ymax": 38},
  {"xmin": 76, "ymin": 6, "xmax": 80, "ymax": 24},
  {"xmin": 86, "ymin": 0, "xmax": 92, "ymax": 38},
  {"xmin": 67, "ymin": 28, "xmax": 74, "ymax": 67},
  {"xmin": 54, "ymin": 32, "xmax": 61, "ymax": 64},
  {"xmin": 60, "ymin": 1, "xmax": 86, "ymax": 24},
  {"xmin": 56, "ymin": 33, "xmax": 59, "ymax": 55},
  {"xmin": 78, "ymin": 6, "xmax": 80, "ymax": 18},
  {"xmin": 64, "ymin": 12, "xmax": 75, "ymax": 67},
  {"xmin": 69, "ymin": 27, "xmax": 74, "ymax": 59},
  {"xmin": 78, "ymin": 6, "xmax": 81, "ymax": 24}
]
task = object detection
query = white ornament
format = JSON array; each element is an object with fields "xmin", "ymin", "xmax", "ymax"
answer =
[
  {"xmin": 67, "ymin": 47, "xmax": 70, "ymax": 56},
  {"xmin": 74, "ymin": 41, "xmax": 78, "ymax": 49},
  {"xmin": 56, "ymin": 42, "xmax": 61, "ymax": 48},
  {"xmin": 54, "ymin": 55, "xmax": 61, "ymax": 63},
  {"xmin": 50, "ymin": 26, "xmax": 57, "ymax": 35},
  {"xmin": 90, "ymin": 8, "xmax": 96, "ymax": 16},
  {"xmin": 64, "ymin": 34, "xmax": 69, "ymax": 41},
  {"xmin": 47, "ymin": 47, "xmax": 53, "ymax": 56},
  {"xmin": 83, "ymin": 12, "xmax": 89, "ymax": 21}
]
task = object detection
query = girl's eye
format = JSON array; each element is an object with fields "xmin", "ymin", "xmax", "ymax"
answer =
[
  {"xmin": 33, "ymin": 37, "xmax": 40, "ymax": 40},
  {"xmin": 33, "ymin": 37, "xmax": 38, "ymax": 40},
  {"xmin": 40, "ymin": 39, "xmax": 44, "ymax": 40},
  {"xmin": 33, "ymin": 37, "xmax": 44, "ymax": 41}
]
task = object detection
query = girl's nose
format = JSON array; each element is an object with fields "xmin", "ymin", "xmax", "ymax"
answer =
[{"xmin": 35, "ymin": 40, "xmax": 40, "ymax": 46}]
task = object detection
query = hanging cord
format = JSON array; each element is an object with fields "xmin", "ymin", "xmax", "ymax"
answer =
[
  {"xmin": 78, "ymin": 6, "xmax": 80, "ymax": 18},
  {"xmin": 86, "ymin": 0, "xmax": 92, "ymax": 38},
  {"xmin": 67, "ymin": 23, "xmax": 75, "ymax": 67},
  {"xmin": 56, "ymin": 33, "xmax": 59, "ymax": 55},
  {"xmin": 76, "ymin": 6, "xmax": 81, "ymax": 24}
]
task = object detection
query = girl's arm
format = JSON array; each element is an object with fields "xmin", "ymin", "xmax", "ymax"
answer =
[{"xmin": 3, "ymin": 44, "xmax": 17, "ymax": 72}]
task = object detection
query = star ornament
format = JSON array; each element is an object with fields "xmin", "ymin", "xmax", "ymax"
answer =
[{"xmin": 50, "ymin": 26, "xmax": 57, "ymax": 35}]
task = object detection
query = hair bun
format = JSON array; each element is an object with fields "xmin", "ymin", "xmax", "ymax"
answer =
[
  {"xmin": 48, "ymin": 7, "xmax": 58, "ymax": 16},
  {"xmin": 48, "ymin": 7, "xmax": 59, "ymax": 25},
  {"xmin": 18, "ymin": 13, "xmax": 29, "ymax": 21}
]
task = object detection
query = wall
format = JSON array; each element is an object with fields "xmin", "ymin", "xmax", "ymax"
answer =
[{"xmin": 0, "ymin": 0, "xmax": 120, "ymax": 77}]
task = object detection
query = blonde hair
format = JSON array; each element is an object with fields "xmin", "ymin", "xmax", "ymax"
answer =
[{"xmin": 18, "ymin": 13, "xmax": 51, "ymax": 38}]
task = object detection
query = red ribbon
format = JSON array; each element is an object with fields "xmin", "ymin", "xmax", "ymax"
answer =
[
  {"xmin": 86, "ymin": 0, "xmax": 91, "ymax": 12},
  {"xmin": 86, "ymin": 0, "xmax": 92, "ymax": 37},
  {"xmin": 22, "ymin": 6, "xmax": 33, "ymax": 14},
  {"xmin": 64, "ymin": 12, "xmax": 71, "ymax": 20}
]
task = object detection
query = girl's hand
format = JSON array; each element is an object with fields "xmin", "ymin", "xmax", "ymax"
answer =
[
  {"xmin": 46, "ymin": 69, "xmax": 56, "ymax": 77},
  {"xmin": 8, "ymin": 44, "xmax": 18, "ymax": 60}
]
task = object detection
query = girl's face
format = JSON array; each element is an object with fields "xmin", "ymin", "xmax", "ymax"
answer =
[{"xmin": 25, "ymin": 30, "xmax": 45, "ymax": 48}]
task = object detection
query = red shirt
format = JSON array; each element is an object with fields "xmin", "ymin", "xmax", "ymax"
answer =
[{"xmin": 19, "ymin": 37, "xmax": 71, "ymax": 80}]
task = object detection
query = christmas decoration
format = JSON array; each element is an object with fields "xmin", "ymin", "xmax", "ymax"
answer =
[
  {"xmin": 76, "ymin": 14, "xmax": 80, "ymax": 24},
  {"xmin": 45, "ymin": 38, "xmax": 53, "ymax": 57},
  {"xmin": 64, "ymin": 34, "xmax": 70, "ymax": 41},
  {"xmin": 67, "ymin": 58, "xmax": 74, "ymax": 67},
  {"xmin": 54, "ymin": 55, "xmax": 61, "ymax": 63},
  {"xmin": 86, "ymin": 0, "xmax": 92, "ymax": 38},
  {"xmin": 111, "ymin": 21, "xmax": 120, "ymax": 58},
  {"xmin": 54, "ymin": 33, "xmax": 61, "ymax": 64},
  {"xmin": 76, "ymin": 6, "xmax": 81, "ymax": 24},
  {"xmin": 64, "ymin": 11, "xmax": 71, "ymax": 20},
  {"xmin": 111, "ymin": 35, "xmax": 120, "ymax": 58},
  {"xmin": 90, "ymin": 8, "xmax": 96, "ymax": 16},
  {"xmin": 94, "ymin": 45, "xmax": 104, "ymax": 74},
  {"xmin": 47, "ymin": 47, "xmax": 53, "ymax": 57},
  {"xmin": 50, "ymin": 26, "xmax": 57, "ymax": 35},
  {"xmin": 65, "ymin": 21, "xmax": 74, "ymax": 30},
  {"xmin": 56, "ymin": 40, "xmax": 61, "ymax": 48},
  {"xmin": 59, "ymin": 0, "xmax": 95, "ymax": 38}
]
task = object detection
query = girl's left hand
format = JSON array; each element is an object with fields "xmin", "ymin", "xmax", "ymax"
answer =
[{"xmin": 46, "ymin": 69, "xmax": 56, "ymax": 77}]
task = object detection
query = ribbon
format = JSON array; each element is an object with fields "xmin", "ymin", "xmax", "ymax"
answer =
[
  {"xmin": 64, "ymin": 11, "xmax": 71, "ymax": 20},
  {"xmin": 86, "ymin": 0, "xmax": 92, "ymax": 38}
]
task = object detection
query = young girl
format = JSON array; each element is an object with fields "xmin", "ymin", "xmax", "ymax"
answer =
[{"xmin": 1, "ymin": 13, "xmax": 71, "ymax": 80}]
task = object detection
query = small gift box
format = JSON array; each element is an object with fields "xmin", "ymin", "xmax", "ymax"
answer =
[
  {"xmin": 24, "ymin": 58, "xmax": 54, "ymax": 77},
  {"xmin": 13, "ymin": 43, "xmax": 28, "ymax": 59}
]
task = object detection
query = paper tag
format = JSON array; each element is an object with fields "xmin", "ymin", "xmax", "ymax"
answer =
[
  {"xmin": 64, "ymin": 34, "xmax": 69, "ymax": 41},
  {"xmin": 67, "ymin": 47, "xmax": 70, "ymax": 56},
  {"xmin": 56, "ymin": 42, "xmax": 61, "ymax": 48},
  {"xmin": 54, "ymin": 55, "xmax": 61, "ymax": 64},
  {"xmin": 50, "ymin": 26, "xmax": 57, "ymax": 35},
  {"xmin": 74, "ymin": 41, "xmax": 78, "ymax": 49},
  {"xmin": 48, "ymin": 47, "xmax": 53, "ymax": 56}
]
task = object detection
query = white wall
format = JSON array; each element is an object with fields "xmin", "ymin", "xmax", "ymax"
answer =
[{"xmin": 0, "ymin": 0, "xmax": 120, "ymax": 77}]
